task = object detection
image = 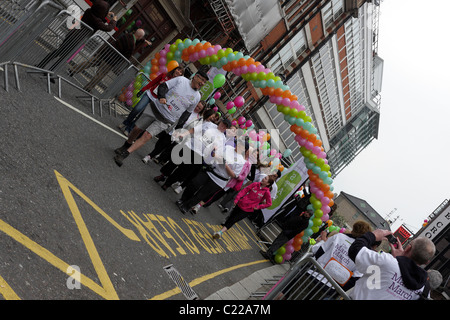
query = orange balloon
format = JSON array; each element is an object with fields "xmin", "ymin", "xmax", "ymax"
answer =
[
  {"xmin": 155, "ymin": 52, "xmax": 160, "ymax": 60},
  {"xmin": 291, "ymin": 94, "xmax": 298, "ymax": 101},
  {"xmin": 203, "ymin": 42, "xmax": 212, "ymax": 50},
  {"xmin": 150, "ymin": 65, "xmax": 159, "ymax": 73},
  {"xmin": 230, "ymin": 60, "xmax": 239, "ymax": 69},
  {"xmin": 329, "ymin": 200, "xmax": 334, "ymax": 207},
  {"xmin": 237, "ymin": 58, "xmax": 247, "ymax": 67},
  {"xmin": 149, "ymin": 73, "xmax": 158, "ymax": 80},
  {"xmin": 195, "ymin": 42, "xmax": 204, "ymax": 51},
  {"xmin": 274, "ymin": 88, "xmax": 283, "ymax": 97},
  {"xmin": 187, "ymin": 45, "xmax": 196, "ymax": 55},
  {"xmin": 325, "ymin": 191, "xmax": 334, "ymax": 199},
  {"xmin": 282, "ymin": 90, "xmax": 292, "ymax": 99},
  {"xmin": 151, "ymin": 58, "xmax": 158, "ymax": 65},
  {"xmin": 245, "ymin": 58, "xmax": 255, "ymax": 66},
  {"xmin": 167, "ymin": 60, "xmax": 179, "ymax": 72},
  {"xmin": 278, "ymin": 164, "xmax": 284, "ymax": 172},
  {"xmin": 118, "ymin": 93, "xmax": 126, "ymax": 102},
  {"xmin": 308, "ymin": 133, "xmax": 317, "ymax": 142},
  {"xmin": 267, "ymin": 87, "xmax": 275, "ymax": 96},
  {"xmin": 263, "ymin": 133, "xmax": 271, "ymax": 141},
  {"xmin": 313, "ymin": 139, "xmax": 322, "ymax": 147},
  {"xmin": 223, "ymin": 63, "xmax": 232, "ymax": 72}
]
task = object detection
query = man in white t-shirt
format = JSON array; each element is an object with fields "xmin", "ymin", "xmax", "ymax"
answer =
[
  {"xmin": 114, "ymin": 71, "xmax": 208, "ymax": 166},
  {"xmin": 348, "ymin": 229, "xmax": 435, "ymax": 300}
]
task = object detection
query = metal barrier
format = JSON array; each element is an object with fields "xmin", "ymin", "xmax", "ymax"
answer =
[
  {"xmin": 263, "ymin": 251, "xmax": 351, "ymax": 300},
  {"xmin": 1, "ymin": 1, "xmax": 140, "ymax": 116}
]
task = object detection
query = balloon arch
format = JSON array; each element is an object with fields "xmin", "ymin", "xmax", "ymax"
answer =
[{"xmin": 135, "ymin": 38, "xmax": 336, "ymax": 263}]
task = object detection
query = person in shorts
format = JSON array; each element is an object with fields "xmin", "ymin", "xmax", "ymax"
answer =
[{"xmin": 114, "ymin": 70, "xmax": 208, "ymax": 166}]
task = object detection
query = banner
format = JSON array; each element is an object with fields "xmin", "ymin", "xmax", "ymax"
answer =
[{"xmin": 262, "ymin": 158, "xmax": 308, "ymax": 222}]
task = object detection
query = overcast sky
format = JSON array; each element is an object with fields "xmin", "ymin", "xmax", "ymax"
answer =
[{"xmin": 332, "ymin": 0, "xmax": 450, "ymax": 233}]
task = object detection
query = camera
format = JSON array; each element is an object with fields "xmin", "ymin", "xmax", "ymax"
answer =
[{"xmin": 386, "ymin": 234, "xmax": 398, "ymax": 246}]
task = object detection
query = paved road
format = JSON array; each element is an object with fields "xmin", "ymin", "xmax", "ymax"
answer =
[{"xmin": 0, "ymin": 70, "xmax": 272, "ymax": 300}]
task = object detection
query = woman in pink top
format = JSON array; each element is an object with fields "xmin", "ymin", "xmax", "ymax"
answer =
[{"xmin": 213, "ymin": 176, "xmax": 275, "ymax": 239}]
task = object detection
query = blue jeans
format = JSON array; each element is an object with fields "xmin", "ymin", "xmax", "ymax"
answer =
[{"xmin": 122, "ymin": 93, "xmax": 150, "ymax": 133}]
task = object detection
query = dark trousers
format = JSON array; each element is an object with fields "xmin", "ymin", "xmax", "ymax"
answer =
[
  {"xmin": 180, "ymin": 171, "xmax": 222, "ymax": 209},
  {"xmin": 223, "ymin": 206, "xmax": 252, "ymax": 230}
]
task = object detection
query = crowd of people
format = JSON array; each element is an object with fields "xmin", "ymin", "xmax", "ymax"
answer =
[{"xmin": 112, "ymin": 62, "xmax": 440, "ymax": 300}]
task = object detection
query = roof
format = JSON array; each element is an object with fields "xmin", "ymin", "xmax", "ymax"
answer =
[{"xmin": 340, "ymin": 191, "xmax": 391, "ymax": 231}]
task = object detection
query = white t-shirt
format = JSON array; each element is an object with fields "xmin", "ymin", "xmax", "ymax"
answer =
[
  {"xmin": 350, "ymin": 247, "xmax": 426, "ymax": 300},
  {"xmin": 205, "ymin": 145, "xmax": 245, "ymax": 189},
  {"xmin": 148, "ymin": 77, "xmax": 201, "ymax": 124}
]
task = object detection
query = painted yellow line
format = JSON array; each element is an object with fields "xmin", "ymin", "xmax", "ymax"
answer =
[
  {"xmin": 149, "ymin": 259, "xmax": 269, "ymax": 300},
  {"xmin": 0, "ymin": 275, "xmax": 21, "ymax": 300}
]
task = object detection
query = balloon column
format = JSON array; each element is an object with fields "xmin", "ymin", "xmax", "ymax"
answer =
[{"xmin": 140, "ymin": 38, "xmax": 335, "ymax": 261}]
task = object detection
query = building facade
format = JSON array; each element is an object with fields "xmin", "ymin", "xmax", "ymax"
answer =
[{"xmin": 334, "ymin": 191, "xmax": 390, "ymax": 230}]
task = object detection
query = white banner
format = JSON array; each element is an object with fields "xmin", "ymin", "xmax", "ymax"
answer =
[{"xmin": 262, "ymin": 158, "xmax": 308, "ymax": 222}]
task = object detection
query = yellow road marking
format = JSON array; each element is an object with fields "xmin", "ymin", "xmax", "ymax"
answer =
[
  {"xmin": 149, "ymin": 259, "xmax": 269, "ymax": 300},
  {"xmin": 0, "ymin": 275, "xmax": 20, "ymax": 300}
]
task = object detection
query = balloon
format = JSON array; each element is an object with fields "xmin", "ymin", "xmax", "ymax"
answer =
[
  {"xmin": 228, "ymin": 106, "xmax": 236, "ymax": 114},
  {"xmin": 213, "ymin": 92, "xmax": 221, "ymax": 100},
  {"xmin": 234, "ymin": 96, "xmax": 245, "ymax": 108},
  {"xmin": 283, "ymin": 149, "xmax": 292, "ymax": 158},
  {"xmin": 226, "ymin": 101, "xmax": 235, "ymax": 110},
  {"xmin": 167, "ymin": 60, "xmax": 179, "ymax": 72},
  {"xmin": 209, "ymin": 98, "xmax": 215, "ymax": 105},
  {"xmin": 274, "ymin": 254, "xmax": 284, "ymax": 264},
  {"xmin": 245, "ymin": 120, "xmax": 253, "ymax": 128},
  {"xmin": 213, "ymin": 74, "xmax": 226, "ymax": 88},
  {"xmin": 238, "ymin": 116, "xmax": 246, "ymax": 125}
]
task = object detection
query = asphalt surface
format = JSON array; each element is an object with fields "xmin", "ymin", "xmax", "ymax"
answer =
[{"xmin": 0, "ymin": 68, "xmax": 273, "ymax": 300}]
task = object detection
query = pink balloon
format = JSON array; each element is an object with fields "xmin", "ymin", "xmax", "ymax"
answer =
[
  {"xmin": 275, "ymin": 96, "xmax": 283, "ymax": 105},
  {"xmin": 231, "ymin": 120, "xmax": 237, "ymax": 126},
  {"xmin": 290, "ymin": 100, "xmax": 300, "ymax": 109},
  {"xmin": 214, "ymin": 45, "xmax": 222, "ymax": 53},
  {"xmin": 321, "ymin": 197, "xmax": 330, "ymax": 206},
  {"xmin": 305, "ymin": 141, "xmax": 314, "ymax": 150},
  {"xmin": 282, "ymin": 98, "xmax": 291, "ymax": 106},
  {"xmin": 246, "ymin": 120, "xmax": 253, "ymax": 127},
  {"xmin": 315, "ymin": 190, "xmax": 324, "ymax": 199},
  {"xmin": 234, "ymin": 96, "xmax": 245, "ymax": 108},
  {"xmin": 198, "ymin": 50, "xmax": 207, "ymax": 58},
  {"xmin": 282, "ymin": 253, "xmax": 292, "ymax": 261},
  {"xmin": 312, "ymin": 146, "xmax": 322, "ymax": 155},
  {"xmin": 247, "ymin": 64, "xmax": 256, "ymax": 73},
  {"xmin": 321, "ymin": 205, "xmax": 331, "ymax": 215},
  {"xmin": 226, "ymin": 101, "xmax": 235, "ymax": 110},
  {"xmin": 125, "ymin": 90, "xmax": 133, "ymax": 99},
  {"xmin": 213, "ymin": 106, "xmax": 218, "ymax": 112},
  {"xmin": 206, "ymin": 47, "xmax": 215, "ymax": 56},
  {"xmin": 159, "ymin": 57, "xmax": 166, "ymax": 66},
  {"xmin": 126, "ymin": 99, "xmax": 133, "ymax": 106},
  {"xmin": 213, "ymin": 92, "xmax": 221, "ymax": 99},
  {"xmin": 238, "ymin": 116, "xmax": 246, "ymax": 125},
  {"xmin": 164, "ymin": 44, "xmax": 171, "ymax": 51},
  {"xmin": 298, "ymin": 104, "xmax": 306, "ymax": 111},
  {"xmin": 318, "ymin": 151, "xmax": 327, "ymax": 159},
  {"xmin": 255, "ymin": 65, "xmax": 265, "ymax": 73},
  {"xmin": 248, "ymin": 130, "xmax": 257, "ymax": 141},
  {"xmin": 159, "ymin": 50, "xmax": 167, "ymax": 58},
  {"xmin": 240, "ymin": 65, "xmax": 248, "ymax": 74},
  {"xmin": 159, "ymin": 66, "xmax": 167, "ymax": 74},
  {"xmin": 321, "ymin": 214, "xmax": 329, "ymax": 222},
  {"xmin": 270, "ymin": 149, "xmax": 277, "ymax": 156},
  {"xmin": 285, "ymin": 245, "xmax": 295, "ymax": 254}
]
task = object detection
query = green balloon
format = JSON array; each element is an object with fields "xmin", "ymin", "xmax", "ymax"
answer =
[
  {"xmin": 276, "ymin": 246, "xmax": 286, "ymax": 255},
  {"xmin": 213, "ymin": 74, "xmax": 226, "ymax": 88},
  {"xmin": 274, "ymin": 254, "xmax": 284, "ymax": 264},
  {"xmin": 228, "ymin": 106, "xmax": 236, "ymax": 114}
]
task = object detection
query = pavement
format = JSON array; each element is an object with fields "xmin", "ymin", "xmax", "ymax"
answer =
[{"xmin": 0, "ymin": 65, "xmax": 290, "ymax": 300}]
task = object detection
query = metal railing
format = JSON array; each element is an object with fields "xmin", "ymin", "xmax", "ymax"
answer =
[
  {"xmin": 1, "ymin": 0, "xmax": 139, "ymax": 116},
  {"xmin": 262, "ymin": 250, "xmax": 351, "ymax": 300}
]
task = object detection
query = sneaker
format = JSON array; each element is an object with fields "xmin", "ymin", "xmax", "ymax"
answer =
[
  {"xmin": 190, "ymin": 204, "xmax": 201, "ymax": 215},
  {"xmin": 153, "ymin": 174, "xmax": 165, "ymax": 182},
  {"xmin": 213, "ymin": 231, "xmax": 222, "ymax": 240},
  {"xmin": 173, "ymin": 186, "xmax": 183, "ymax": 194},
  {"xmin": 171, "ymin": 182, "xmax": 181, "ymax": 189},
  {"xmin": 142, "ymin": 155, "xmax": 151, "ymax": 164},
  {"xmin": 176, "ymin": 200, "xmax": 188, "ymax": 214},
  {"xmin": 114, "ymin": 151, "xmax": 129, "ymax": 167}
]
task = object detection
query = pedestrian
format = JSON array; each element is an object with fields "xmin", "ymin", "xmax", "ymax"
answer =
[
  {"xmin": 153, "ymin": 108, "xmax": 219, "ymax": 191},
  {"xmin": 36, "ymin": 0, "xmax": 117, "ymax": 71},
  {"xmin": 119, "ymin": 65, "xmax": 185, "ymax": 136},
  {"xmin": 348, "ymin": 229, "xmax": 436, "ymax": 300},
  {"xmin": 113, "ymin": 70, "xmax": 208, "ymax": 166},
  {"xmin": 175, "ymin": 133, "xmax": 245, "ymax": 215},
  {"xmin": 311, "ymin": 220, "xmax": 373, "ymax": 291},
  {"xmin": 247, "ymin": 170, "xmax": 282, "ymax": 228},
  {"xmin": 213, "ymin": 175, "xmax": 275, "ymax": 239},
  {"xmin": 71, "ymin": 29, "xmax": 152, "ymax": 92},
  {"xmin": 260, "ymin": 209, "xmax": 313, "ymax": 262},
  {"xmin": 142, "ymin": 99, "xmax": 206, "ymax": 165}
]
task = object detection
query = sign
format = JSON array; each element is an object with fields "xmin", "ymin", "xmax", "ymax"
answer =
[
  {"xmin": 418, "ymin": 204, "xmax": 450, "ymax": 241},
  {"xmin": 393, "ymin": 225, "xmax": 412, "ymax": 245},
  {"xmin": 199, "ymin": 67, "xmax": 227, "ymax": 101},
  {"xmin": 262, "ymin": 158, "xmax": 308, "ymax": 222}
]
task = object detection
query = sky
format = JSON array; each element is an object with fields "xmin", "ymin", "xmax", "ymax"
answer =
[{"xmin": 332, "ymin": 0, "xmax": 450, "ymax": 233}]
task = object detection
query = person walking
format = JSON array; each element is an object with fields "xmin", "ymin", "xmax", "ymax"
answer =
[
  {"xmin": 348, "ymin": 229, "xmax": 436, "ymax": 300},
  {"xmin": 36, "ymin": 0, "xmax": 117, "ymax": 71},
  {"xmin": 213, "ymin": 175, "xmax": 275, "ymax": 239},
  {"xmin": 113, "ymin": 70, "xmax": 208, "ymax": 166},
  {"xmin": 119, "ymin": 65, "xmax": 184, "ymax": 136}
]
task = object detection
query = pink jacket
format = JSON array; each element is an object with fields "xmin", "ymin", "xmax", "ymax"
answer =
[
  {"xmin": 234, "ymin": 182, "xmax": 272, "ymax": 212},
  {"xmin": 225, "ymin": 160, "xmax": 251, "ymax": 191}
]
